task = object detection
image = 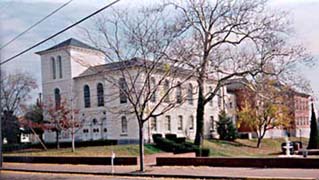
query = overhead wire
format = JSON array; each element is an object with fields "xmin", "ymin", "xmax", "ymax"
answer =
[
  {"xmin": 0, "ymin": 0, "xmax": 74, "ymax": 50},
  {"xmin": 0, "ymin": 0, "xmax": 120, "ymax": 66}
]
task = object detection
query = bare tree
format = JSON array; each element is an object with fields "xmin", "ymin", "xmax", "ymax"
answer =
[
  {"xmin": 78, "ymin": 7, "xmax": 195, "ymax": 171},
  {"xmin": 157, "ymin": 0, "xmax": 311, "ymax": 145},
  {"xmin": 0, "ymin": 71, "xmax": 37, "ymax": 115}
]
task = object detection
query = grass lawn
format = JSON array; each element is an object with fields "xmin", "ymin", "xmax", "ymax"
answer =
[
  {"xmin": 5, "ymin": 137, "xmax": 309, "ymax": 157},
  {"xmin": 204, "ymin": 137, "xmax": 309, "ymax": 157},
  {"xmin": 4, "ymin": 144, "xmax": 162, "ymax": 157}
]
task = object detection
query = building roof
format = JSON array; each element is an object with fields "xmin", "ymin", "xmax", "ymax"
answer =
[
  {"xmin": 75, "ymin": 58, "xmax": 194, "ymax": 79},
  {"xmin": 226, "ymin": 78, "xmax": 311, "ymax": 98},
  {"xmin": 36, "ymin": 38, "xmax": 100, "ymax": 54}
]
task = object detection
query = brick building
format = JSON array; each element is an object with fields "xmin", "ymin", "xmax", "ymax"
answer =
[
  {"xmin": 287, "ymin": 91, "xmax": 310, "ymax": 138},
  {"xmin": 227, "ymin": 81, "xmax": 311, "ymax": 138}
]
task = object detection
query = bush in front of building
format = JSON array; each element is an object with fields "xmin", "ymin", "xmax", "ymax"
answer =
[
  {"xmin": 152, "ymin": 134, "xmax": 210, "ymax": 156},
  {"xmin": 165, "ymin": 134, "xmax": 177, "ymax": 141},
  {"xmin": 152, "ymin": 134, "xmax": 163, "ymax": 143},
  {"xmin": 175, "ymin": 137, "xmax": 186, "ymax": 143}
]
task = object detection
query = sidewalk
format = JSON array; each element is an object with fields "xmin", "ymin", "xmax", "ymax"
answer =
[{"xmin": 3, "ymin": 162, "xmax": 319, "ymax": 180}]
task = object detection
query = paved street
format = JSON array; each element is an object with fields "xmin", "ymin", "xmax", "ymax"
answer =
[
  {"xmin": 3, "ymin": 163, "xmax": 319, "ymax": 180},
  {"xmin": 0, "ymin": 171, "xmax": 188, "ymax": 180}
]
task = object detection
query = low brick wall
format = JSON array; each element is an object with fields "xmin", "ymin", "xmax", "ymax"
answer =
[
  {"xmin": 156, "ymin": 157, "xmax": 319, "ymax": 168},
  {"xmin": 4, "ymin": 156, "xmax": 137, "ymax": 165},
  {"xmin": 297, "ymin": 150, "xmax": 319, "ymax": 155}
]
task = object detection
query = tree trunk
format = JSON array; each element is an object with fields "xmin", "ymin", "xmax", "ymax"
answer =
[
  {"xmin": 256, "ymin": 137, "xmax": 262, "ymax": 148},
  {"xmin": 56, "ymin": 131, "xmax": 60, "ymax": 149},
  {"xmin": 194, "ymin": 82, "xmax": 205, "ymax": 146},
  {"xmin": 71, "ymin": 130, "xmax": 75, "ymax": 153},
  {"xmin": 138, "ymin": 123, "xmax": 145, "ymax": 172}
]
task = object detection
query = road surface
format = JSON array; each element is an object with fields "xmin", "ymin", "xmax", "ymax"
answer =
[{"xmin": 0, "ymin": 170, "xmax": 188, "ymax": 180}]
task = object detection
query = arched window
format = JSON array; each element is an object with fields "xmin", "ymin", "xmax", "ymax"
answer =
[
  {"xmin": 83, "ymin": 85, "xmax": 91, "ymax": 108},
  {"xmin": 150, "ymin": 77, "xmax": 156, "ymax": 102},
  {"xmin": 176, "ymin": 82, "xmax": 182, "ymax": 104},
  {"xmin": 97, "ymin": 83, "xmax": 104, "ymax": 107},
  {"xmin": 187, "ymin": 83, "xmax": 193, "ymax": 105},
  {"xmin": 57, "ymin": 56, "xmax": 63, "ymax": 78},
  {"xmin": 51, "ymin": 57, "xmax": 56, "ymax": 79},
  {"xmin": 164, "ymin": 80, "xmax": 170, "ymax": 102},
  {"xmin": 119, "ymin": 78, "xmax": 127, "ymax": 104},
  {"xmin": 54, "ymin": 88, "xmax": 61, "ymax": 109},
  {"xmin": 121, "ymin": 116, "xmax": 128, "ymax": 133}
]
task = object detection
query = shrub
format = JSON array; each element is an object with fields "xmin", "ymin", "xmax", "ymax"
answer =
[
  {"xmin": 152, "ymin": 134, "xmax": 163, "ymax": 144},
  {"xmin": 154, "ymin": 136, "xmax": 193, "ymax": 153},
  {"xmin": 165, "ymin": 134, "xmax": 177, "ymax": 141},
  {"xmin": 173, "ymin": 144, "xmax": 196, "ymax": 154},
  {"xmin": 154, "ymin": 137, "xmax": 177, "ymax": 152},
  {"xmin": 195, "ymin": 148, "xmax": 210, "ymax": 157},
  {"xmin": 175, "ymin": 137, "xmax": 186, "ymax": 144},
  {"xmin": 3, "ymin": 143, "xmax": 32, "ymax": 152}
]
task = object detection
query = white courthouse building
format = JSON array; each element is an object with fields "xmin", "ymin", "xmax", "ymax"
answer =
[{"xmin": 37, "ymin": 38, "xmax": 233, "ymax": 144}]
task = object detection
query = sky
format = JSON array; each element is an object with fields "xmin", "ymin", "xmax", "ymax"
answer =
[{"xmin": 1, "ymin": 0, "xmax": 319, "ymax": 103}]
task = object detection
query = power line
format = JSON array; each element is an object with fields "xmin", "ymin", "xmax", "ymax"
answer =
[
  {"xmin": 0, "ymin": 0, "xmax": 74, "ymax": 50},
  {"xmin": 0, "ymin": 0, "xmax": 120, "ymax": 66}
]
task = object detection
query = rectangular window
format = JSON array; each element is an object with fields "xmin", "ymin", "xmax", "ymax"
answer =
[
  {"xmin": 165, "ymin": 115, "xmax": 171, "ymax": 131},
  {"xmin": 188, "ymin": 84, "xmax": 193, "ymax": 105},
  {"xmin": 218, "ymin": 89, "xmax": 222, "ymax": 108},
  {"xmin": 176, "ymin": 84, "xmax": 182, "ymax": 104},
  {"xmin": 209, "ymin": 86, "xmax": 213, "ymax": 106},
  {"xmin": 210, "ymin": 116, "xmax": 215, "ymax": 132},
  {"xmin": 119, "ymin": 78, "xmax": 128, "ymax": 104},
  {"xmin": 151, "ymin": 117, "xmax": 157, "ymax": 131},
  {"xmin": 164, "ymin": 80, "xmax": 170, "ymax": 103},
  {"xmin": 121, "ymin": 116, "xmax": 128, "ymax": 133},
  {"xmin": 189, "ymin": 115, "xmax": 194, "ymax": 130},
  {"xmin": 177, "ymin": 115, "xmax": 183, "ymax": 131},
  {"xmin": 150, "ymin": 77, "xmax": 156, "ymax": 102}
]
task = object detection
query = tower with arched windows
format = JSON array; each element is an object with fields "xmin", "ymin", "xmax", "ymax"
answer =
[{"xmin": 36, "ymin": 38, "xmax": 105, "ymax": 142}]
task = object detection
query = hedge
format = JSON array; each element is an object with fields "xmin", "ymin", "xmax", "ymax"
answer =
[
  {"xmin": 3, "ymin": 139, "xmax": 117, "ymax": 152},
  {"xmin": 152, "ymin": 134, "xmax": 210, "ymax": 156}
]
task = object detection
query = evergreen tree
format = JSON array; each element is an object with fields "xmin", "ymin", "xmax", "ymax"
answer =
[
  {"xmin": 307, "ymin": 103, "xmax": 319, "ymax": 149},
  {"xmin": 217, "ymin": 111, "xmax": 238, "ymax": 141},
  {"xmin": 1, "ymin": 110, "xmax": 20, "ymax": 144}
]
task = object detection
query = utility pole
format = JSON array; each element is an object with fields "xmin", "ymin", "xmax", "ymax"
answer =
[{"xmin": 0, "ymin": 48, "xmax": 3, "ymax": 169}]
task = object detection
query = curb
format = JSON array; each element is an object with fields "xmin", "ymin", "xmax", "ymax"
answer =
[{"xmin": 2, "ymin": 168, "xmax": 316, "ymax": 180}]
